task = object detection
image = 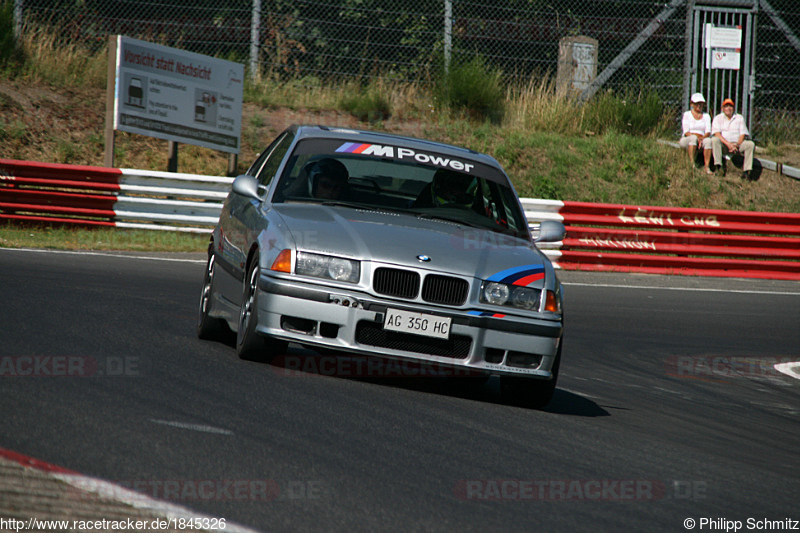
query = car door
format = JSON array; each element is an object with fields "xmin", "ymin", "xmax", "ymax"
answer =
[{"xmin": 216, "ymin": 131, "xmax": 295, "ymax": 306}]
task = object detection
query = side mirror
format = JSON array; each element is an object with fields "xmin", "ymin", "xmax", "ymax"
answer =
[
  {"xmin": 533, "ymin": 220, "xmax": 566, "ymax": 243},
  {"xmin": 231, "ymin": 174, "xmax": 261, "ymax": 201}
]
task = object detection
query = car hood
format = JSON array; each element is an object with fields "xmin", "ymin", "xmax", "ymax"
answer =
[{"xmin": 271, "ymin": 203, "xmax": 547, "ymax": 281}]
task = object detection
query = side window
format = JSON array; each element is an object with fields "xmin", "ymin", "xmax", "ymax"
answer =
[{"xmin": 251, "ymin": 132, "xmax": 294, "ymax": 189}]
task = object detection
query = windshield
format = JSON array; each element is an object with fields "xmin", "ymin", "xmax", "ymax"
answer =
[{"xmin": 272, "ymin": 138, "xmax": 529, "ymax": 238}]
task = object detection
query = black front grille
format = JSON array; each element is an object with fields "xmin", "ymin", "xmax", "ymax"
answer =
[
  {"xmin": 355, "ymin": 321, "xmax": 471, "ymax": 359},
  {"xmin": 373, "ymin": 268, "xmax": 420, "ymax": 299},
  {"xmin": 422, "ymin": 275, "xmax": 469, "ymax": 306}
]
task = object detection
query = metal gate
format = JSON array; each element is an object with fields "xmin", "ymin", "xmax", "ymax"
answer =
[{"xmin": 684, "ymin": 0, "xmax": 758, "ymax": 127}]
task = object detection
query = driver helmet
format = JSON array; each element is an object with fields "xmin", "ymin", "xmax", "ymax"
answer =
[{"xmin": 306, "ymin": 158, "xmax": 349, "ymax": 198}]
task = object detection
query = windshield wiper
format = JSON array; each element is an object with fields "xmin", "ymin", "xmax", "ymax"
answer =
[
  {"xmin": 322, "ymin": 202, "xmax": 417, "ymax": 215},
  {"xmin": 320, "ymin": 201, "xmax": 371, "ymax": 209},
  {"xmin": 415, "ymin": 213, "xmax": 481, "ymax": 228}
]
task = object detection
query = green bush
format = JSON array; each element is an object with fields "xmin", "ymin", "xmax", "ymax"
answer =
[
  {"xmin": 756, "ymin": 109, "xmax": 800, "ymax": 146},
  {"xmin": 584, "ymin": 88, "xmax": 665, "ymax": 136},
  {"xmin": 339, "ymin": 83, "xmax": 392, "ymax": 123},
  {"xmin": 436, "ymin": 55, "xmax": 505, "ymax": 122}
]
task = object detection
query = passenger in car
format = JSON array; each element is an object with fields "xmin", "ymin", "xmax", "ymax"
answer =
[{"xmin": 414, "ymin": 169, "xmax": 476, "ymax": 208}]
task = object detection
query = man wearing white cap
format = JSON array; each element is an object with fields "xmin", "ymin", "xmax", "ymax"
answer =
[
  {"xmin": 679, "ymin": 93, "xmax": 713, "ymax": 174},
  {"xmin": 711, "ymin": 98, "xmax": 756, "ymax": 180}
]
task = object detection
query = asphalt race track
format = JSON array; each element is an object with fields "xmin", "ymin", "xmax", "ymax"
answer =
[{"xmin": 1, "ymin": 248, "xmax": 798, "ymax": 532}]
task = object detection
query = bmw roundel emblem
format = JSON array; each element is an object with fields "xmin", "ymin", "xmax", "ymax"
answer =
[{"xmin": 417, "ymin": 254, "xmax": 431, "ymax": 262}]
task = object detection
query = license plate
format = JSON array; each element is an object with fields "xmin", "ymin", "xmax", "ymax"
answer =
[{"xmin": 384, "ymin": 308, "xmax": 452, "ymax": 340}]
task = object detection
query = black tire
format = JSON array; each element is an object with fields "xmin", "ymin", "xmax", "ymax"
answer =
[
  {"xmin": 197, "ymin": 251, "xmax": 226, "ymax": 340},
  {"xmin": 500, "ymin": 341, "xmax": 562, "ymax": 409},
  {"xmin": 236, "ymin": 259, "xmax": 287, "ymax": 362}
]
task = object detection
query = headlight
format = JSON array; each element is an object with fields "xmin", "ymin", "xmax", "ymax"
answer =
[
  {"xmin": 482, "ymin": 282, "xmax": 510, "ymax": 305},
  {"xmin": 480, "ymin": 281, "xmax": 542, "ymax": 311},
  {"xmin": 511, "ymin": 286, "xmax": 541, "ymax": 310},
  {"xmin": 296, "ymin": 252, "xmax": 360, "ymax": 283}
]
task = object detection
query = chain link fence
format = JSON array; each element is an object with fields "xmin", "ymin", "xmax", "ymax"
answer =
[{"xmin": 13, "ymin": 0, "xmax": 800, "ymax": 131}]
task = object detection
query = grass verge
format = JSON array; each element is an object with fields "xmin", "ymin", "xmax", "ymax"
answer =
[{"xmin": 0, "ymin": 223, "xmax": 210, "ymax": 252}]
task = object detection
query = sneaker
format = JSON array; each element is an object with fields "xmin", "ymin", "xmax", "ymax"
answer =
[{"xmin": 742, "ymin": 171, "xmax": 750, "ymax": 180}]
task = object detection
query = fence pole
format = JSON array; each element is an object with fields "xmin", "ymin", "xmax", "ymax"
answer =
[
  {"xmin": 13, "ymin": 0, "xmax": 22, "ymax": 38},
  {"xmin": 444, "ymin": 0, "xmax": 452, "ymax": 74},
  {"xmin": 250, "ymin": 0, "xmax": 261, "ymax": 82}
]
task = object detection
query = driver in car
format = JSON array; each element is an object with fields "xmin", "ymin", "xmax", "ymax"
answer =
[
  {"xmin": 307, "ymin": 158, "xmax": 349, "ymax": 200},
  {"xmin": 284, "ymin": 157, "xmax": 349, "ymax": 200}
]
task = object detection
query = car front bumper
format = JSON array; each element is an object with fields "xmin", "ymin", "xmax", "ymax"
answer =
[{"xmin": 255, "ymin": 273, "xmax": 562, "ymax": 379}]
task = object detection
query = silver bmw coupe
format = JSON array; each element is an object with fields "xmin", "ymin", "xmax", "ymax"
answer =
[{"xmin": 198, "ymin": 125, "xmax": 566, "ymax": 408}]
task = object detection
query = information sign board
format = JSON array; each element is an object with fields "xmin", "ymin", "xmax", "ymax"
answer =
[{"xmin": 112, "ymin": 36, "xmax": 244, "ymax": 154}]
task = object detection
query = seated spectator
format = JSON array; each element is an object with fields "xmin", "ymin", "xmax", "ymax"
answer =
[
  {"xmin": 711, "ymin": 98, "xmax": 756, "ymax": 180},
  {"xmin": 679, "ymin": 93, "xmax": 713, "ymax": 174}
]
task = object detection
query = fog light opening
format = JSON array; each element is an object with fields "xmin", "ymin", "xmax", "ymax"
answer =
[
  {"xmin": 281, "ymin": 316, "xmax": 316, "ymax": 335},
  {"xmin": 485, "ymin": 348, "xmax": 505, "ymax": 364},
  {"xmin": 319, "ymin": 322, "xmax": 340, "ymax": 339},
  {"xmin": 506, "ymin": 352, "xmax": 543, "ymax": 369}
]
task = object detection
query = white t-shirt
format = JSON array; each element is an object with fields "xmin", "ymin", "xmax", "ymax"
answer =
[
  {"xmin": 681, "ymin": 110, "xmax": 711, "ymax": 137},
  {"xmin": 711, "ymin": 113, "xmax": 750, "ymax": 143}
]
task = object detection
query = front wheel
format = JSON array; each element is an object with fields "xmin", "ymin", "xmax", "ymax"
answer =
[
  {"xmin": 500, "ymin": 341, "xmax": 562, "ymax": 409},
  {"xmin": 236, "ymin": 260, "xmax": 287, "ymax": 363}
]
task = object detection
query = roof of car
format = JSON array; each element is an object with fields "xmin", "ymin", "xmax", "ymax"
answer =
[{"xmin": 290, "ymin": 124, "xmax": 503, "ymax": 169}]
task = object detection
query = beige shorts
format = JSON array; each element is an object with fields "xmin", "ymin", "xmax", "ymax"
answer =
[{"xmin": 679, "ymin": 136, "xmax": 712, "ymax": 149}]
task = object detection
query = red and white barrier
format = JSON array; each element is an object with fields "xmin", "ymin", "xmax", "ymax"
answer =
[
  {"xmin": 0, "ymin": 159, "xmax": 232, "ymax": 233},
  {"xmin": 522, "ymin": 199, "xmax": 800, "ymax": 280},
  {"xmin": 2, "ymin": 159, "xmax": 799, "ymax": 280}
]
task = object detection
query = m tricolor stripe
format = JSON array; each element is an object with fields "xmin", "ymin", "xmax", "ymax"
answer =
[
  {"xmin": 336, "ymin": 143, "xmax": 371, "ymax": 154},
  {"xmin": 486, "ymin": 264, "xmax": 545, "ymax": 286},
  {"xmin": 468, "ymin": 311, "xmax": 506, "ymax": 318}
]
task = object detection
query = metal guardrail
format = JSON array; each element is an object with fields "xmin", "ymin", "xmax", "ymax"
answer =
[
  {"xmin": 2, "ymin": 159, "xmax": 799, "ymax": 280},
  {"xmin": 522, "ymin": 199, "xmax": 800, "ymax": 281},
  {"xmin": 0, "ymin": 159, "xmax": 232, "ymax": 233}
]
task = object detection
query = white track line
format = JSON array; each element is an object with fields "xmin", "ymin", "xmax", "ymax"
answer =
[
  {"xmin": 0, "ymin": 247, "xmax": 204, "ymax": 263},
  {"xmin": 563, "ymin": 281, "xmax": 800, "ymax": 296}
]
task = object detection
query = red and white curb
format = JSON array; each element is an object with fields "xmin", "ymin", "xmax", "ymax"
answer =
[
  {"xmin": 775, "ymin": 362, "xmax": 800, "ymax": 380},
  {"xmin": 0, "ymin": 448, "xmax": 262, "ymax": 533}
]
